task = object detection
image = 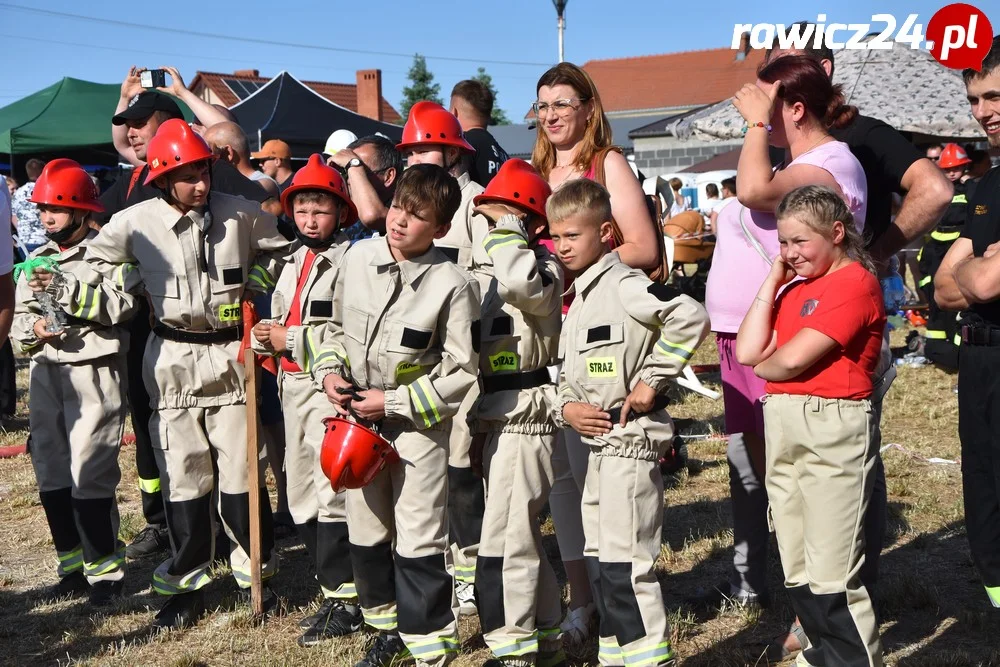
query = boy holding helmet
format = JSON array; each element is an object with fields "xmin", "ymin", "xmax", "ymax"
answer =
[
  {"xmin": 251, "ymin": 154, "xmax": 362, "ymax": 646},
  {"xmin": 311, "ymin": 164, "xmax": 480, "ymax": 667},
  {"xmin": 12, "ymin": 159, "xmax": 137, "ymax": 607},
  {"xmin": 469, "ymin": 159, "xmax": 565, "ymax": 667},
  {"xmin": 83, "ymin": 119, "xmax": 291, "ymax": 631},
  {"xmin": 397, "ymin": 100, "xmax": 489, "ymax": 609}
]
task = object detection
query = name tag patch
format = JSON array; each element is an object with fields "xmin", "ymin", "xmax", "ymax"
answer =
[
  {"xmin": 489, "ymin": 351, "xmax": 519, "ymax": 373},
  {"xmin": 309, "ymin": 300, "xmax": 333, "ymax": 318},
  {"xmin": 587, "ymin": 357, "xmax": 617, "ymax": 378},
  {"xmin": 219, "ymin": 303, "xmax": 241, "ymax": 322}
]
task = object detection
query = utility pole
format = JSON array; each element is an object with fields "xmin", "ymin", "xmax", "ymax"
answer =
[{"xmin": 553, "ymin": 0, "xmax": 568, "ymax": 62}]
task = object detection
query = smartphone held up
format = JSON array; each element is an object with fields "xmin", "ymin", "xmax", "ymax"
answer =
[{"xmin": 140, "ymin": 69, "xmax": 167, "ymax": 89}]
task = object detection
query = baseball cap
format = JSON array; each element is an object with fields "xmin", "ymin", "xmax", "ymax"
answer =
[
  {"xmin": 112, "ymin": 91, "xmax": 184, "ymax": 126},
  {"xmin": 251, "ymin": 139, "xmax": 292, "ymax": 160}
]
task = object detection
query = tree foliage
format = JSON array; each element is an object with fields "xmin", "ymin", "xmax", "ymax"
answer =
[
  {"xmin": 400, "ymin": 54, "xmax": 442, "ymax": 122},
  {"xmin": 473, "ymin": 67, "xmax": 511, "ymax": 126}
]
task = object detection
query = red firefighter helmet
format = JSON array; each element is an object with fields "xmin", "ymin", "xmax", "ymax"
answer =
[
  {"xmin": 473, "ymin": 159, "xmax": 551, "ymax": 219},
  {"xmin": 320, "ymin": 417, "xmax": 399, "ymax": 492},
  {"xmin": 30, "ymin": 159, "xmax": 104, "ymax": 213},
  {"xmin": 938, "ymin": 143, "xmax": 971, "ymax": 169},
  {"xmin": 144, "ymin": 118, "xmax": 214, "ymax": 185},
  {"xmin": 280, "ymin": 154, "xmax": 358, "ymax": 222},
  {"xmin": 396, "ymin": 101, "xmax": 474, "ymax": 153}
]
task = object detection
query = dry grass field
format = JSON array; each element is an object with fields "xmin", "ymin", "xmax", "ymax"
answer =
[{"xmin": 0, "ymin": 327, "xmax": 998, "ymax": 666}]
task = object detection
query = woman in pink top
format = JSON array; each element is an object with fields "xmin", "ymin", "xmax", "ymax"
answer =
[{"xmin": 701, "ymin": 55, "xmax": 867, "ymax": 612}]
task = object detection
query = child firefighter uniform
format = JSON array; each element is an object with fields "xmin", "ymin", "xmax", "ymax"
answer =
[
  {"xmin": 468, "ymin": 160, "xmax": 566, "ymax": 667},
  {"xmin": 84, "ymin": 120, "xmax": 291, "ymax": 631},
  {"xmin": 397, "ymin": 100, "xmax": 491, "ymax": 606},
  {"xmin": 11, "ymin": 159, "xmax": 137, "ymax": 606},
  {"xmin": 311, "ymin": 165, "xmax": 480, "ymax": 667},
  {"xmin": 550, "ymin": 180, "xmax": 710, "ymax": 667},
  {"xmin": 251, "ymin": 154, "xmax": 362, "ymax": 647}
]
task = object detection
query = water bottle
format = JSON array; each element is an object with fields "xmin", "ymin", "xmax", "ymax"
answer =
[{"xmin": 880, "ymin": 255, "xmax": 906, "ymax": 313}]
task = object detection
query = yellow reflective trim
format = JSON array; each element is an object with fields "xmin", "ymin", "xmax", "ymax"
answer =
[
  {"xmin": 919, "ymin": 275, "xmax": 932, "ymax": 287},
  {"xmin": 924, "ymin": 329, "xmax": 947, "ymax": 339},
  {"xmin": 930, "ymin": 230, "xmax": 961, "ymax": 242},
  {"xmin": 484, "ymin": 233, "xmax": 527, "ymax": 257},
  {"xmin": 954, "ymin": 334, "xmax": 962, "ymax": 346},
  {"xmin": 952, "ymin": 194, "xmax": 967, "ymax": 204},
  {"xmin": 418, "ymin": 376, "xmax": 442, "ymax": 425},
  {"xmin": 138, "ymin": 477, "xmax": 161, "ymax": 494}
]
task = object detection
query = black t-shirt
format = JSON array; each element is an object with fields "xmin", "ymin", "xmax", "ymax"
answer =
[
  {"xmin": 465, "ymin": 127, "xmax": 509, "ymax": 187},
  {"xmin": 97, "ymin": 159, "xmax": 270, "ymax": 223},
  {"xmin": 960, "ymin": 165, "xmax": 1000, "ymax": 325},
  {"xmin": 830, "ymin": 114, "xmax": 922, "ymax": 246}
]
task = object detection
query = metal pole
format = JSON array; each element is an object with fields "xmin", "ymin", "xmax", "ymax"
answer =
[{"xmin": 558, "ymin": 16, "xmax": 565, "ymax": 62}]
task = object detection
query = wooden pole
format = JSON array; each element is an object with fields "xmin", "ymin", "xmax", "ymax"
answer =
[{"xmin": 244, "ymin": 348, "xmax": 264, "ymax": 616}]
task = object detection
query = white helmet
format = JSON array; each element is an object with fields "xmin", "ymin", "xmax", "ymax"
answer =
[{"xmin": 324, "ymin": 129, "xmax": 359, "ymax": 155}]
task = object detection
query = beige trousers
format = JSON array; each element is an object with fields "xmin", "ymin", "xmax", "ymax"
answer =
[
  {"xmin": 763, "ymin": 393, "xmax": 883, "ymax": 667},
  {"xmin": 477, "ymin": 430, "xmax": 563, "ymax": 660},
  {"xmin": 347, "ymin": 425, "xmax": 459, "ymax": 667}
]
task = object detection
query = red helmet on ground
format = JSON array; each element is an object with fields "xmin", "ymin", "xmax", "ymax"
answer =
[
  {"xmin": 473, "ymin": 159, "xmax": 552, "ymax": 219},
  {"xmin": 30, "ymin": 159, "xmax": 103, "ymax": 213},
  {"xmin": 396, "ymin": 101, "xmax": 474, "ymax": 153},
  {"xmin": 144, "ymin": 118, "xmax": 214, "ymax": 185},
  {"xmin": 280, "ymin": 154, "xmax": 358, "ymax": 222},
  {"xmin": 319, "ymin": 418, "xmax": 399, "ymax": 492},
  {"xmin": 938, "ymin": 143, "xmax": 971, "ymax": 169}
]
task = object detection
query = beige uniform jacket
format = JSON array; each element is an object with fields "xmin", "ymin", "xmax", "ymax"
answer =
[
  {"xmin": 11, "ymin": 231, "xmax": 136, "ymax": 363},
  {"xmin": 554, "ymin": 252, "xmax": 710, "ymax": 457},
  {"xmin": 312, "ymin": 237, "xmax": 481, "ymax": 431},
  {"xmin": 435, "ymin": 172, "xmax": 491, "ymax": 274},
  {"xmin": 251, "ymin": 235, "xmax": 351, "ymax": 375},
  {"xmin": 474, "ymin": 215, "xmax": 562, "ymax": 434},
  {"xmin": 85, "ymin": 194, "xmax": 290, "ymax": 409}
]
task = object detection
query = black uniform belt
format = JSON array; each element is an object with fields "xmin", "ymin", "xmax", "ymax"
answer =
[
  {"xmin": 606, "ymin": 395, "xmax": 670, "ymax": 424},
  {"xmin": 152, "ymin": 321, "xmax": 243, "ymax": 344},
  {"xmin": 482, "ymin": 368, "xmax": 552, "ymax": 394},
  {"xmin": 64, "ymin": 314, "xmax": 109, "ymax": 329},
  {"xmin": 961, "ymin": 325, "xmax": 1000, "ymax": 347}
]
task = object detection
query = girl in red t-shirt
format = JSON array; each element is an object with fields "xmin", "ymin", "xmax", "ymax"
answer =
[{"xmin": 735, "ymin": 185, "xmax": 885, "ymax": 666}]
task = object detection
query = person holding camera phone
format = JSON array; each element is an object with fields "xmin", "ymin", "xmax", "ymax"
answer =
[{"xmin": 100, "ymin": 66, "xmax": 280, "ymax": 562}]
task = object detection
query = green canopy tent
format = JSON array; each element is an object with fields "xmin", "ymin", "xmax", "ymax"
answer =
[{"xmin": 0, "ymin": 77, "xmax": 192, "ymax": 180}]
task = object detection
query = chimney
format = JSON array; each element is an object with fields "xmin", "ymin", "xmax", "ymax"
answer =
[
  {"xmin": 356, "ymin": 69, "xmax": 383, "ymax": 121},
  {"xmin": 735, "ymin": 32, "xmax": 750, "ymax": 61},
  {"xmin": 234, "ymin": 69, "xmax": 260, "ymax": 77}
]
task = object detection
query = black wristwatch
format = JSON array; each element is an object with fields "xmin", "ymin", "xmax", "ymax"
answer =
[{"xmin": 346, "ymin": 157, "xmax": 363, "ymax": 171}]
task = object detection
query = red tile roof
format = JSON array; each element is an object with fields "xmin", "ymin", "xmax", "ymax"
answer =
[
  {"xmin": 529, "ymin": 46, "xmax": 766, "ymax": 118},
  {"xmin": 190, "ymin": 71, "xmax": 401, "ymax": 123}
]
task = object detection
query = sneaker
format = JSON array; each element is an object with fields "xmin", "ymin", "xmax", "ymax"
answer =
[
  {"xmin": 151, "ymin": 590, "xmax": 206, "ymax": 631},
  {"xmin": 456, "ymin": 581, "xmax": 477, "ymax": 616},
  {"xmin": 125, "ymin": 525, "xmax": 169, "ymax": 560},
  {"xmin": 299, "ymin": 597, "xmax": 338, "ymax": 629},
  {"xmin": 40, "ymin": 571, "xmax": 89, "ymax": 601},
  {"xmin": 688, "ymin": 581, "xmax": 769, "ymax": 613},
  {"xmin": 88, "ymin": 579, "xmax": 125, "ymax": 607},
  {"xmin": 297, "ymin": 599, "xmax": 363, "ymax": 646},
  {"xmin": 355, "ymin": 631, "xmax": 411, "ymax": 667},
  {"xmin": 559, "ymin": 602, "xmax": 595, "ymax": 645},
  {"xmin": 236, "ymin": 584, "xmax": 281, "ymax": 618},
  {"xmin": 484, "ymin": 659, "xmax": 533, "ymax": 667}
]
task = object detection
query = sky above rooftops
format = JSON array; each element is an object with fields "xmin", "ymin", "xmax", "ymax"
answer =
[{"xmin": 0, "ymin": 0, "xmax": 982, "ymax": 122}]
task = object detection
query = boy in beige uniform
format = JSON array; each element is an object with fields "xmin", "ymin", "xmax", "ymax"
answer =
[
  {"xmin": 397, "ymin": 100, "xmax": 490, "ymax": 605},
  {"xmin": 84, "ymin": 120, "xmax": 291, "ymax": 631},
  {"xmin": 12, "ymin": 159, "xmax": 136, "ymax": 607},
  {"xmin": 252, "ymin": 155, "xmax": 361, "ymax": 646},
  {"xmin": 469, "ymin": 159, "xmax": 565, "ymax": 667},
  {"xmin": 311, "ymin": 164, "xmax": 480, "ymax": 667},
  {"xmin": 549, "ymin": 180, "xmax": 709, "ymax": 667}
]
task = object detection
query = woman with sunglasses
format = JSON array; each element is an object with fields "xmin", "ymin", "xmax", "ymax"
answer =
[{"xmin": 531, "ymin": 61, "xmax": 661, "ymax": 647}]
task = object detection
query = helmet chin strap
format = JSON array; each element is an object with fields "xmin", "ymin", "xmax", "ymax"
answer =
[{"xmin": 45, "ymin": 212, "xmax": 84, "ymax": 245}]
